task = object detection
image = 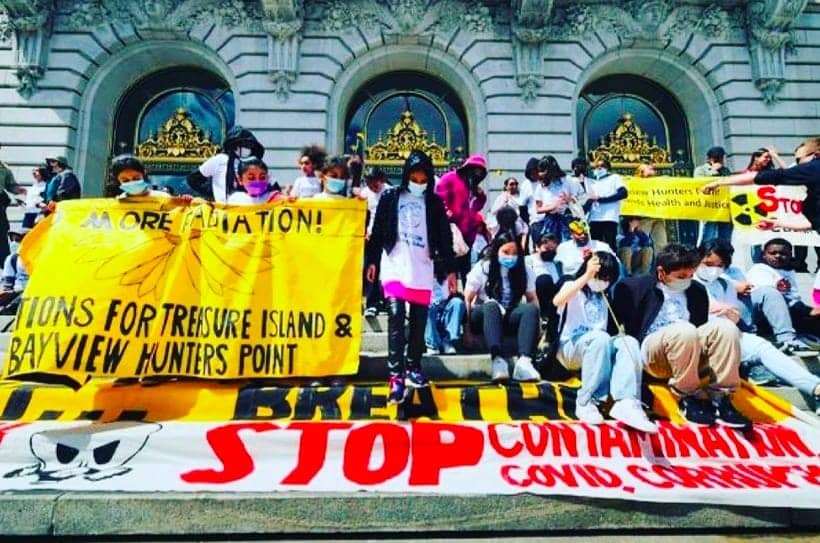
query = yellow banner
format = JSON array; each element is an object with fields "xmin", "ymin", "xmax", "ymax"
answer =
[
  {"xmin": 3, "ymin": 197, "xmax": 365, "ymax": 385},
  {"xmin": 621, "ymin": 176, "xmax": 731, "ymax": 222}
]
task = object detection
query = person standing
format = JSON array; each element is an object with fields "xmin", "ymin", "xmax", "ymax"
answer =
[
  {"xmin": 693, "ymin": 146, "xmax": 733, "ymax": 244},
  {"xmin": 289, "ymin": 144, "xmax": 326, "ymax": 198},
  {"xmin": 584, "ymin": 158, "xmax": 627, "ymax": 252},
  {"xmin": 531, "ymin": 155, "xmax": 580, "ymax": 243},
  {"xmin": 44, "ymin": 156, "xmax": 81, "ymax": 211},
  {"xmin": 0, "ymin": 147, "xmax": 27, "ymax": 265},
  {"xmin": 187, "ymin": 126, "xmax": 264, "ymax": 203},
  {"xmin": 367, "ymin": 151, "xmax": 457, "ymax": 404},
  {"xmin": 436, "ymin": 154, "xmax": 488, "ymax": 281},
  {"xmin": 634, "ymin": 163, "xmax": 668, "ymax": 253}
]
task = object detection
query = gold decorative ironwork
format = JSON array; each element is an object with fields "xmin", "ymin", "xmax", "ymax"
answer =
[
  {"xmin": 136, "ymin": 108, "xmax": 220, "ymax": 163},
  {"xmin": 365, "ymin": 109, "xmax": 449, "ymax": 167},
  {"xmin": 589, "ymin": 113, "xmax": 672, "ymax": 168}
]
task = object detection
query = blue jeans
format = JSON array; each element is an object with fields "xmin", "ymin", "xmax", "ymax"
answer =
[
  {"xmin": 558, "ymin": 331, "xmax": 642, "ymax": 406},
  {"xmin": 701, "ymin": 221, "xmax": 733, "ymax": 244},
  {"xmin": 739, "ymin": 286, "xmax": 797, "ymax": 343},
  {"xmin": 741, "ymin": 332, "xmax": 820, "ymax": 394},
  {"xmin": 425, "ymin": 297, "xmax": 466, "ymax": 350}
]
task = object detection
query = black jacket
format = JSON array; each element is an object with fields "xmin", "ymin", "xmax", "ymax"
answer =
[
  {"xmin": 187, "ymin": 126, "xmax": 264, "ymax": 200},
  {"xmin": 366, "ymin": 151, "xmax": 456, "ymax": 279},
  {"xmin": 613, "ymin": 274, "xmax": 709, "ymax": 342},
  {"xmin": 755, "ymin": 159, "xmax": 820, "ymax": 231}
]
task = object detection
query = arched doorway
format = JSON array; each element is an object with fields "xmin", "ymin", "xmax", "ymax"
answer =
[
  {"xmin": 577, "ymin": 74, "xmax": 692, "ymax": 175},
  {"xmin": 110, "ymin": 67, "xmax": 235, "ymax": 195},
  {"xmin": 344, "ymin": 71, "xmax": 469, "ymax": 182},
  {"xmin": 576, "ymin": 74, "xmax": 697, "ymax": 245}
]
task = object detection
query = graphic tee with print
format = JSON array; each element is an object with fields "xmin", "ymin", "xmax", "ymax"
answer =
[
  {"xmin": 379, "ymin": 192, "xmax": 433, "ymax": 305},
  {"xmin": 645, "ymin": 283, "xmax": 691, "ymax": 337},
  {"xmin": 291, "ymin": 176, "xmax": 323, "ymax": 199}
]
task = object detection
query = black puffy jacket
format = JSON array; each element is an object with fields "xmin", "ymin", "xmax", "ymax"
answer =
[{"xmin": 366, "ymin": 151, "xmax": 456, "ymax": 280}]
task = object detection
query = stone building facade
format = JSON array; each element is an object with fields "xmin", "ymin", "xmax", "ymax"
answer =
[{"xmin": 0, "ymin": 0, "xmax": 818, "ymax": 198}]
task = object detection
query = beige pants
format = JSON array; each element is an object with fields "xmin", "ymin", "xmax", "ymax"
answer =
[
  {"xmin": 642, "ymin": 320, "xmax": 741, "ymax": 397},
  {"xmin": 639, "ymin": 219, "xmax": 668, "ymax": 252}
]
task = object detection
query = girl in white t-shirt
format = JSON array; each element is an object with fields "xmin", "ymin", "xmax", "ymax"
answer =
[
  {"xmin": 288, "ymin": 144, "xmax": 326, "ymax": 199},
  {"xmin": 552, "ymin": 251, "xmax": 656, "ymax": 432},
  {"xmin": 227, "ymin": 159, "xmax": 283, "ymax": 205},
  {"xmin": 464, "ymin": 231, "xmax": 541, "ymax": 383}
]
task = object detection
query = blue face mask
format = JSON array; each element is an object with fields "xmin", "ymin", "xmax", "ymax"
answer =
[
  {"xmin": 498, "ymin": 255, "xmax": 518, "ymax": 269},
  {"xmin": 120, "ymin": 179, "xmax": 150, "ymax": 196},
  {"xmin": 326, "ymin": 178, "xmax": 347, "ymax": 195},
  {"xmin": 407, "ymin": 183, "xmax": 426, "ymax": 197}
]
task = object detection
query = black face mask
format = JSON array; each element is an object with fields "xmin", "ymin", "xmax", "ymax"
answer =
[{"xmin": 539, "ymin": 250, "xmax": 556, "ymax": 262}]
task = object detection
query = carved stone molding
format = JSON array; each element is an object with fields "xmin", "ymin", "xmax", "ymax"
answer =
[
  {"xmin": 746, "ymin": 0, "xmax": 809, "ymax": 104},
  {"xmin": 511, "ymin": 0, "xmax": 553, "ymax": 103},
  {"xmin": 312, "ymin": 0, "xmax": 492, "ymax": 37},
  {"xmin": 60, "ymin": 0, "xmax": 250, "ymax": 34},
  {"xmin": 261, "ymin": 0, "xmax": 304, "ymax": 101},
  {"xmin": 0, "ymin": 0, "xmax": 55, "ymax": 98}
]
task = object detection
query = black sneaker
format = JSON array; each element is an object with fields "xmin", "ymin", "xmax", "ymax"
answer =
[
  {"xmin": 713, "ymin": 395, "xmax": 751, "ymax": 429},
  {"xmin": 680, "ymin": 396, "xmax": 715, "ymax": 426},
  {"xmin": 777, "ymin": 338, "xmax": 817, "ymax": 358}
]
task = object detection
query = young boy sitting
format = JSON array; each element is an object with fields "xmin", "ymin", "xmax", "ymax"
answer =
[{"xmin": 746, "ymin": 238, "xmax": 820, "ymax": 339}]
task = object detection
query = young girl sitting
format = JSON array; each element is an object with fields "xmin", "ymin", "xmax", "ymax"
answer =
[
  {"xmin": 464, "ymin": 231, "xmax": 541, "ymax": 383},
  {"xmin": 552, "ymin": 251, "xmax": 657, "ymax": 432},
  {"xmin": 366, "ymin": 151, "xmax": 456, "ymax": 404},
  {"xmin": 227, "ymin": 159, "xmax": 282, "ymax": 205}
]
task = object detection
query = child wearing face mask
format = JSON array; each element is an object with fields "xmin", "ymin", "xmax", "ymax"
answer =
[
  {"xmin": 553, "ymin": 252, "xmax": 656, "ymax": 432},
  {"xmin": 314, "ymin": 156, "xmax": 351, "ymax": 201},
  {"xmin": 227, "ymin": 159, "xmax": 282, "ymax": 205},
  {"xmin": 111, "ymin": 155, "xmax": 171, "ymax": 199},
  {"xmin": 188, "ymin": 126, "xmax": 264, "ymax": 203},
  {"xmin": 1, "ymin": 227, "xmax": 28, "ymax": 296},
  {"xmin": 613, "ymin": 244, "xmax": 749, "ymax": 429},
  {"xmin": 366, "ymin": 151, "xmax": 457, "ymax": 404},
  {"xmin": 526, "ymin": 232, "xmax": 559, "ymax": 325},
  {"xmin": 464, "ymin": 231, "xmax": 541, "ymax": 383},
  {"xmin": 695, "ymin": 240, "xmax": 820, "ymax": 410}
]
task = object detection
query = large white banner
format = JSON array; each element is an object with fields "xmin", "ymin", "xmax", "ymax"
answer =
[
  {"xmin": 1, "ymin": 420, "xmax": 818, "ymax": 508},
  {"xmin": 731, "ymin": 185, "xmax": 820, "ymax": 246}
]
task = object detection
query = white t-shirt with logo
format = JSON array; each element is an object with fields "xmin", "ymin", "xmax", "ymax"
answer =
[
  {"xmin": 379, "ymin": 192, "xmax": 434, "ymax": 291},
  {"xmin": 227, "ymin": 191, "xmax": 276, "ymax": 205},
  {"xmin": 586, "ymin": 172, "xmax": 625, "ymax": 224},
  {"xmin": 360, "ymin": 185, "xmax": 386, "ymax": 235},
  {"xmin": 558, "ymin": 289, "xmax": 609, "ymax": 345},
  {"xmin": 465, "ymin": 260, "xmax": 536, "ymax": 309},
  {"xmin": 291, "ymin": 175, "xmax": 323, "ymax": 199},
  {"xmin": 644, "ymin": 283, "xmax": 691, "ymax": 338},
  {"xmin": 746, "ymin": 263, "xmax": 802, "ymax": 306},
  {"xmin": 198, "ymin": 154, "xmax": 235, "ymax": 203}
]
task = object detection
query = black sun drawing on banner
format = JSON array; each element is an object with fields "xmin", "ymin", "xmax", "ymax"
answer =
[{"xmin": 72, "ymin": 230, "xmax": 275, "ymax": 300}]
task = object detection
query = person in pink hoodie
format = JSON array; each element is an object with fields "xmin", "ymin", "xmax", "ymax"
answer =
[{"xmin": 435, "ymin": 154, "xmax": 488, "ymax": 280}]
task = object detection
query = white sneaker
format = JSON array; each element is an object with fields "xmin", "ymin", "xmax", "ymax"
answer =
[
  {"xmin": 576, "ymin": 401, "xmax": 604, "ymax": 424},
  {"xmin": 512, "ymin": 356, "xmax": 540, "ymax": 382},
  {"xmin": 441, "ymin": 339, "xmax": 457, "ymax": 355},
  {"xmin": 609, "ymin": 398, "xmax": 658, "ymax": 433},
  {"xmin": 491, "ymin": 356, "xmax": 509, "ymax": 383}
]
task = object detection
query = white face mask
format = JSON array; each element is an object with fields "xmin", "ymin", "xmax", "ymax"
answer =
[
  {"xmin": 588, "ymin": 279, "xmax": 610, "ymax": 293},
  {"xmin": 696, "ymin": 265, "xmax": 723, "ymax": 283},
  {"xmin": 593, "ymin": 168, "xmax": 606, "ymax": 178},
  {"xmin": 666, "ymin": 277, "xmax": 692, "ymax": 292},
  {"xmin": 237, "ymin": 147, "xmax": 253, "ymax": 159},
  {"xmin": 8, "ymin": 241, "xmax": 20, "ymax": 254},
  {"xmin": 407, "ymin": 183, "xmax": 426, "ymax": 197}
]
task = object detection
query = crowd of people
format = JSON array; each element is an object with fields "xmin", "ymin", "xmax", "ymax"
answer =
[{"xmin": 2, "ymin": 129, "xmax": 819, "ymax": 429}]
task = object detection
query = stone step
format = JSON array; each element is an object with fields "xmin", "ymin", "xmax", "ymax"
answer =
[{"xmin": 359, "ymin": 352, "xmax": 492, "ymax": 380}]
